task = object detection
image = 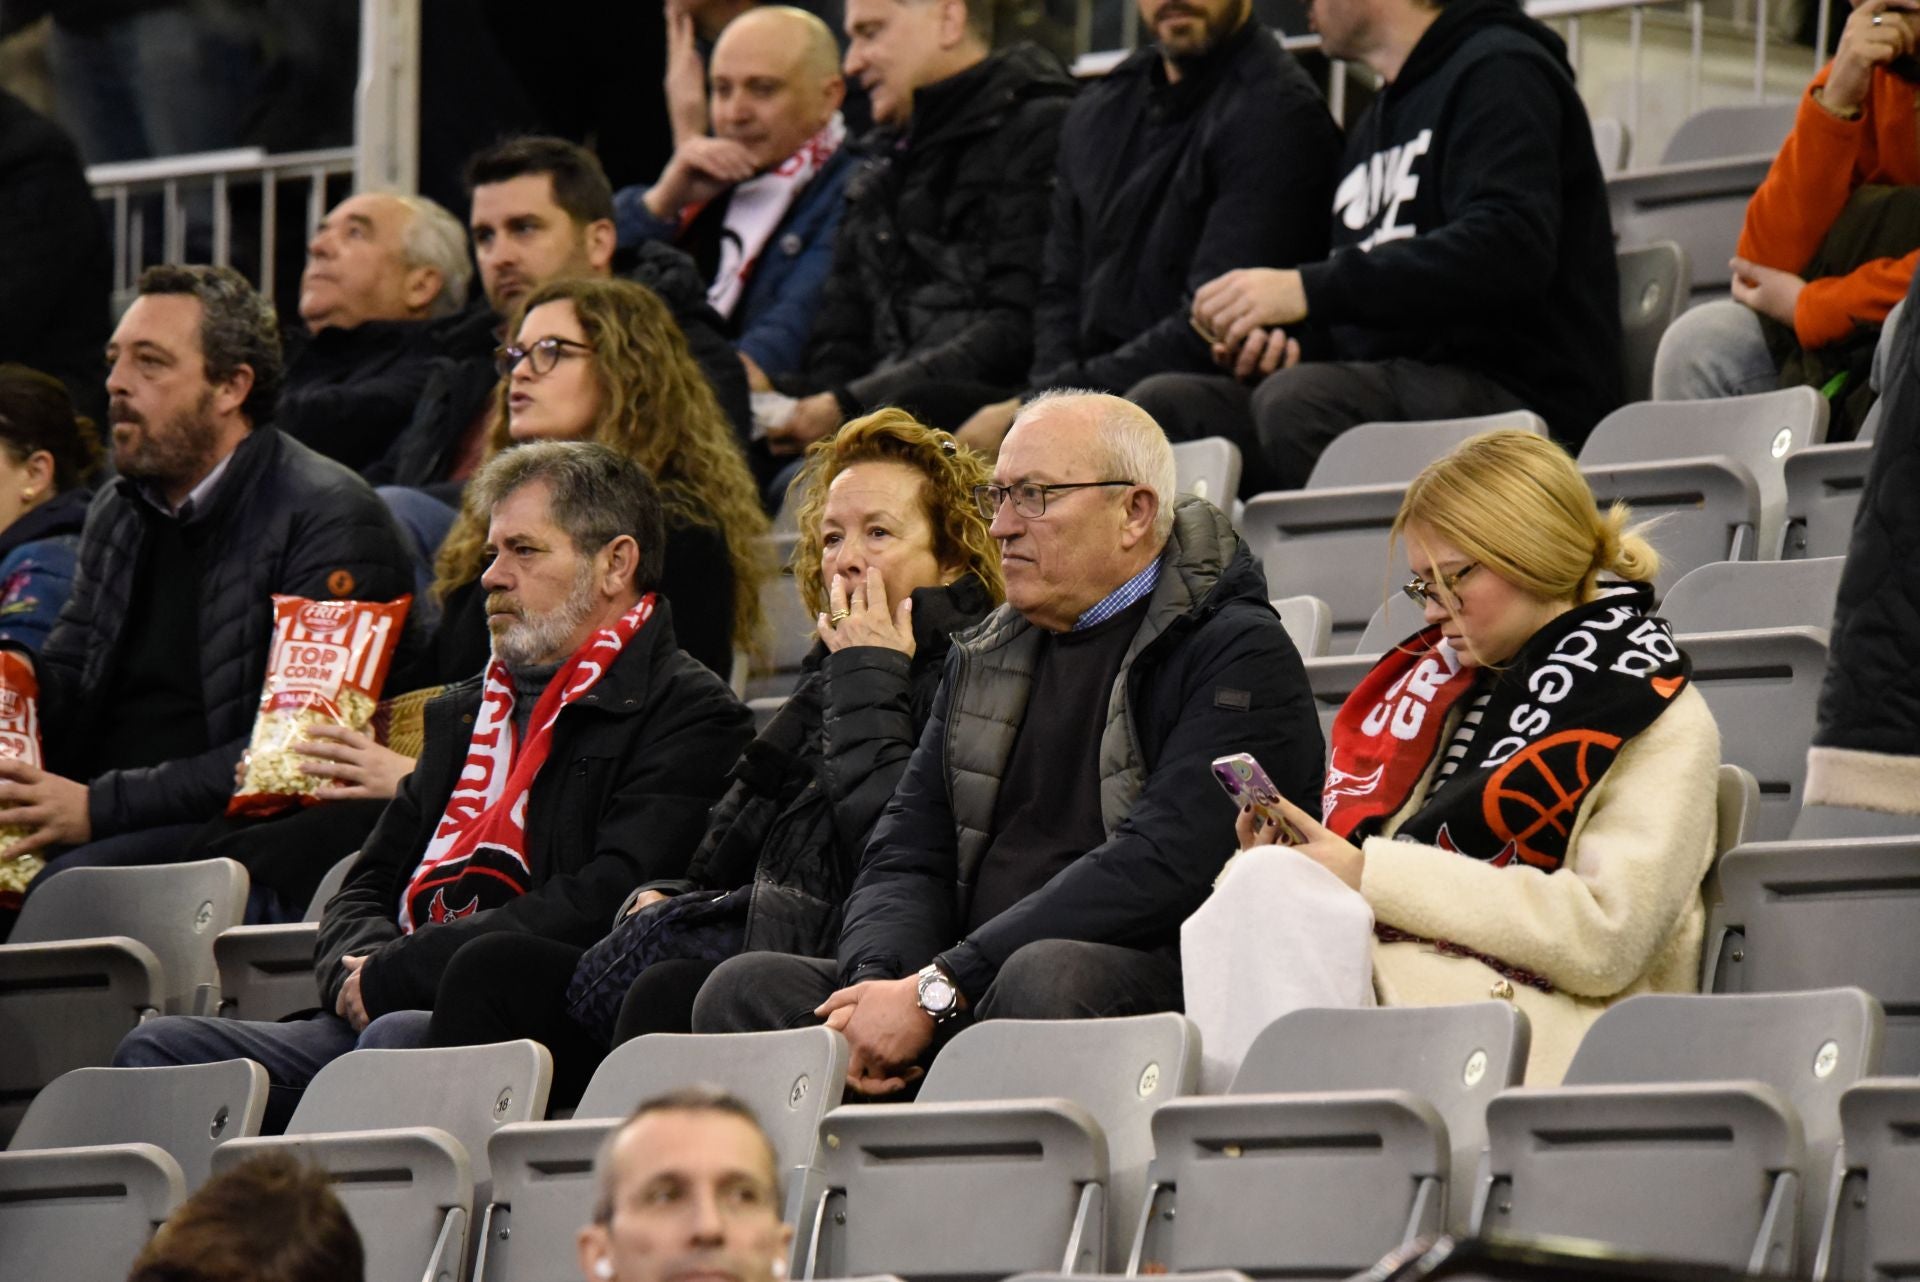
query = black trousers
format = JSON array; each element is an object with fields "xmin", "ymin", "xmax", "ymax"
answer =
[{"xmin": 1129, "ymin": 359, "xmax": 1528, "ymax": 496}]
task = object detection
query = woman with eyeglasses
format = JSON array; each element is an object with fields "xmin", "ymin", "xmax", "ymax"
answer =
[
  {"xmin": 420, "ymin": 410, "xmax": 1002, "ymax": 1107},
  {"xmin": 1182, "ymin": 429, "xmax": 1721, "ymax": 1087}
]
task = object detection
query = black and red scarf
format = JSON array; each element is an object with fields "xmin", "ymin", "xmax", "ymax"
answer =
[
  {"xmin": 397, "ymin": 595, "xmax": 657, "ymax": 933},
  {"xmin": 1324, "ymin": 585, "xmax": 1689, "ymax": 871}
]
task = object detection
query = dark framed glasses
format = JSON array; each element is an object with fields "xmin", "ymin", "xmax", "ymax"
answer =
[
  {"xmin": 972, "ymin": 480, "xmax": 1135, "ymax": 520},
  {"xmin": 493, "ymin": 335, "xmax": 592, "ymax": 379},
  {"xmin": 1402, "ymin": 562, "xmax": 1480, "ymax": 608}
]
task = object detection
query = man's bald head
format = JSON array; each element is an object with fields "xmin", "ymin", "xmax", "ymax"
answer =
[{"xmin": 711, "ymin": 6, "xmax": 847, "ymax": 171}]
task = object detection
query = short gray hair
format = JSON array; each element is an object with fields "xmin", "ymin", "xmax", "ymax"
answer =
[
  {"xmin": 1019, "ymin": 389, "xmax": 1177, "ymax": 542},
  {"xmin": 468, "ymin": 441, "xmax": 666, "ymax": 592},
  {"xmin": 394, "ymin": 194, "xmax": 472, "ymax": 319},
  {"xmin": 589, "ymin": 1086, "xmax": 782, "ymax": 1225}
]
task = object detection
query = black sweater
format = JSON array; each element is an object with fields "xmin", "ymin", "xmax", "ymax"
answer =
[
  {"xmin": 1297, "ymin": 0, "xmax": 1622, "ymax": 449},
  {"xmin": 279, "ymin": 319, "xmax": 445, "ymax": 475}
]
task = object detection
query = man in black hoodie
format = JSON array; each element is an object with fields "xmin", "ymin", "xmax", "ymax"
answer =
[{"xmin": 1131, "ymin": 0, "xmax": 1622, "ymax": 495}]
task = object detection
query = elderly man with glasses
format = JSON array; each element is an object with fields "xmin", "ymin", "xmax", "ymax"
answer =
[{"xmin": 693, "ymin": 390, "xmax": 1321, "ymax": 1094}]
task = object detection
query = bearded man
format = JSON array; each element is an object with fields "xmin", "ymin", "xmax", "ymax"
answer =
[
  {"xmin": 0, "ymin": 264, "xmax": 415, "ymax": 921},
  {"xmin": 113, "ymin": 441, "xmax": 752, "ymax": 1129}
]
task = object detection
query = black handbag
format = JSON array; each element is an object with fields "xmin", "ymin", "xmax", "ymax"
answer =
[{"xmin": 563, "ymin": 887, "xmax": 747, "ymax": 1043}]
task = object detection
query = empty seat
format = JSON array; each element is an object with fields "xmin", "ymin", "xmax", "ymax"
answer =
[
  {"xmin": 798, "ymin": 1014, "xmax": 1199, "ymax": 1279},
  {"xmin": 1578, "ymin": 388, "xmax": 1830, "ymax": 594},
  {"xmin": 0, "ymin": 1060, "xmax": 270, "ymax": 1282},
  {"xmin": 1298, "ymin": 594, "xmax": 1424, "ymax": 742},
  {"xmin": 1659, "ymin": 104, "xmax": 1797, "ymax": 166},
  {"xmin": 1591, "ymin": 116, "xmax": 1630, "ymax": 175},
  {"xmin": 1172, "ymin": 437, "xmax": 1242, "ymax": 505},
  {"xmin": 1790, "ymin": 806, "xmax": 1920, "ymax": 840},
  {"xmin": 1781, "ymin": 441, "xmax": 1873, "ymax": 560},
  {"xmin": 1708, "ymin": 838, "xmax": 1920, "ymax": 1072},
  {"xmin": 1474, "ymin": 989, "xmax": 1883, "ymax": 1272},
  {"xmin": 0, "ymin": 857, "xmax": 248, "ymax": 1142},
  {"xmin": 1815, "ymin": 1078, "xmax": 1920, "ymax": 1282},
  {"xmin": 1241, "ymin": 412, "xmax": 1545, "ymax": 648},
  {"xmin": 477, "ymin": 1028, "xmax": 850, "ymax": 1282},
  {"xmin": 1271, "ymin": 594, "xmax": 1332, "ymax": 659},
  {"xmin": 214, "ymin": 1040, "xmax": 552, "ymax": 1282},
  {"xmin": 1130, "ymin": 1003, "xmax": 1528, "ymax": 1278},
  {"xmin": 1618, "ymin": 242, "xmax": 1689, "ymax": 402},
  {"xmin": 749, "ymin": 575, "xmax": 816, "ymax": 702},
  {"xmin": 1681, "ymin": 626, "xmax": 1829, "ymax": 840},
  {"xmin": 213, "ymin": 851, "xmax": 357, "ymax": 1023},
  {"xmin": 1661, "ymin": 558, "xmax": 1845, "ymax": 633}
]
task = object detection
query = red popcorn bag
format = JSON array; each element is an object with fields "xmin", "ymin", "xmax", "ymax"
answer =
[
  {"xmin": 229, "ymin": 594, "xmax": 412, "ymax": 818},
  {"xmin": 0, "ymin": 650, "xmax": 45, "ymax": 905}
]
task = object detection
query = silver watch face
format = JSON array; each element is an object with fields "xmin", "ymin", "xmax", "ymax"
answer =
[{"xmin": 919, "ymin": 970, "xmax": 957, "ymax": 1015}]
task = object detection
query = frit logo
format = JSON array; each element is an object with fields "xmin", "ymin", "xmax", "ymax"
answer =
[
  {"xmin": 0, "ymin": 688, "xmax": 19, "ymax": 719},
  {"xmin": 1332, "ymin": 129, "xmax": 1432, "ymax": 250},
  {"xmin": 298, "ymin": 600, "xmax": 355, "ymax": 633}
]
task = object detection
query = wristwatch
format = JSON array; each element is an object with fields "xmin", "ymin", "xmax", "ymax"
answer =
[{"xmin": 915, "ymin": 962, "xmax": 962, "ymax": 1024}]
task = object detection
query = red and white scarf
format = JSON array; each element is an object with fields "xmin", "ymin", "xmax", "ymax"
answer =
[
  {"xmin": 397, "ymin": 595, "xmax": 657, "ymax": 932},
  {"xmin": 695, "ymin": 112, "xmax": 846, "ymax": 318}
]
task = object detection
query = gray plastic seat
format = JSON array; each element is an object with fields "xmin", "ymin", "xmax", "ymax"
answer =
[
  {"xmin": 1271, "ymin": 594, "xmax": 1332, "ymax": 659},
  {"xmin": 215, "ymin": 1040, "xmax": 552, "ymax": 1282},
  {"xmin": 1660, "ymin": 103, "xmax": 1796, "ymax": 166},
  {"xmin": 1608, "ymin": 158, "xmax": 1777, "ymax": 295},
  {"xmin": 1815, "ymin": 1078, "xmax": 1920, "ymax": 1282},
  {"xmin": 1790, "ymin": 806, "xmax": 1920, "ymax": 840},
  {"xmin": 1680, "ymin": 626, "xmax": 1830, "ymax": 841},
  {"xmin": 1661, "ymin": 558, "xmax": 1845, "ymax": 634},
  {"xmin": 0, "ymin": 857, "xmax": 248, "ymax": 1142},
  {"xmin": 1130, "ymin": 1003, "xmax": 1528, "ymax": 1278},
  {"xmin": 1296, "ymin": 594, "xmax": 1424, "ymax": 744},
  {"xmin": 1618, "ymin": 241, "xmax": 1689, "ymax": 402},
  {"xmin": 1578, "ymin": 388, "xmax": 1830, "ymax": 593},
  {"xmin": 748, "ymin": 557, "xmax": 816, "ymax": 702},
  {"xmin": 213, "ymin": 850, "xmax": 357, "ymax": 1023},
  {"xmin": 0, "ymin": 1059, "xmax": 269, "ymax": 1282},
  {"xmin": 1707, "ymin": 839, "xmax": 1920, "ymax": 1073},
  {"xmin": 1591, "ymin": 116, "xmax": 1629, "ymax": 175},
  {"xmin": 1474, "ymin": 989, "xmax": 1884, "ymax": 1273},
  {"xmin": 1241, "ymin": 412, "xmax": 1545, "ymax": 649},
  {"xmin": 798, "ymin": 1013, "xmax": 1199, "ymax": 1280},
  {"xmin": 477, "ymin": 1028, "xmax": 850, "ymax": 1282},
  {"xmin": 1172, "ymin": 436, "xmax": 1242, "ymax": 505},
  {"xmin": 1781, "ymin": 441, "xmax": 1874, "ymax": 560}
]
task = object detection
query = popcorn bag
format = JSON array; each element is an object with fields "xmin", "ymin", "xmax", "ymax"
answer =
[
  {"xmin": 229, "ymin": 594, "xmax": 412, "ymax": 818},
  {"xmin": 0, "ymin": 650, "xmax": 45, "ymax": 905}
]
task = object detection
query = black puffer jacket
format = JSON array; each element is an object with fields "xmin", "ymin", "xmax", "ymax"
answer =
[
  {"xmin": 315, "ymin": 601, "xmax": 754, "ymax": 1017},
  {"xmin": 636, "ymin": 575, "xmax": 994, "ymax": 957},
  {"xmin": 278, "ymin": 318, "xmax": 445, "ymax": 475},
  {"xmin": 1807, "ymin": 268, "xmax": 1920, "ymax": 813},
  {"xmin": 34, "ymin": 427, "xmax": 415, "ymax": 837},
  {"xmin": 796, "ymin": 44, "xmax": 1077, "ymax": 412}
]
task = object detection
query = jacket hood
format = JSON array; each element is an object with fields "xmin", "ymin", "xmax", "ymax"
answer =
[
  {"xmin": 0, "ymin": 486, "xmax": 90, "ymax": 561},
  {"xmin": 618, "ymin": 240, "xmax": 712, "ymax": 313},
  {"xmin": 1392, "ymin": 0, "xmax": 1572, "ymax": 95},
  {"xmin": 907, "ymin": 42, "xmax": 1077, "ymax": 148}
]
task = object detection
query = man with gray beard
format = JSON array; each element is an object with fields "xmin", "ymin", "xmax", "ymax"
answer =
[
  {"xmin": 0, "ymin": 264, "xmax": 415, "ymax": 926},
  {"xmin": 113, "ymin": 442, "xmax": 752, "ymax": 1128}
]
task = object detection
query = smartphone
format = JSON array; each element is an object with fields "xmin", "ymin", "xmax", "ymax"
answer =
[{"xmin": 1210, "ymin": 752, "xmax": 1302, "ymax": 844}]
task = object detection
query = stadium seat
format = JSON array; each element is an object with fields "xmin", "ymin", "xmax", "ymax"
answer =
[
  {"xmin": 1680, "ymin": 625, "xmax": 1829, "ymax": 841},
  {"xmin": 1473, "ymin": 989, "xmax": 1883, "ymax": 1272},
  {"xmin": 0, "ymin": 857, "xmax": 248, "ymax": 1143},
  {"xmin": 1790, "ymin": 805, "xmax": 1920, "ymax": 840},
  {"xmin": 1590, "ymin": 116, "xmax": 1630, "ymax": 175},
  {"xmin": 1271, "ymin": 594, "xmax": 1332, "ymax": 659},
  {"xmin": 748, "ymin": 534, "xmax": 815, "ymax": 703},
  {"xmin": 1661, "ymin": 558, "xmax": 1844, "ymax": 633},
  {"xmin": 1707, "ymin": 838, "xmax": 1920, "ymax": 1073},
  {"xmin": 1128, "ymin": 1003, "xmax": 1528, "ymax": 1277},
  {"xmin": 0, "ymin": 1060, "xmax": 270, "ymax": 1282},
  {"xmin": 796, "ymin": 1013, "xmax": 1199, "ymax": 1280},
  {"xmin": 476, "ymin": 1028, "xmax": 850, "ymax": 1282},
  {"xmin": 1297, "ymin": 594, "xmax": 1422, "ymax": 742},
  {"xmin": 1780, "ymin": 441, "xmax": 1873, "ymax": 560},
  {"xmin": 1618, "ymin": 241, "xmax": 1689, "ymax": 402},
  {"xmin": 1659, "ymin": 104, "xmax": 1797, "ymax": 165},
  {"xmin": 213, "ymin": 1040, "xmax": 552, "ymax": 1282},
  {"xmin": 1171, "ymin": 436, "xmax": 1242, "ymax": 505},
  {"xmin": 213, "ymin": 851, "xmax": 357, "ymax": 1023},
  {"xmin": 1578, "ymin": 387, "xmax": 1830, "ymax": 595},
  {"xmin": 1814, "ymin": 1078, "xmax": 1920, "ymax": 1282},
  {"xmin": 1241, "ymin": 411, "xmax": 1546, "ymax": 649}
]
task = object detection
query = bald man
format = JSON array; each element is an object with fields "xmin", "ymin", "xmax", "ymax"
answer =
[{"xmin": 617, "ymin": 5, "xmax": 853, "ymax": 383}]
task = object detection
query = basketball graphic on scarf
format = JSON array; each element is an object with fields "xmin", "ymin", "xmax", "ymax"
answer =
[{"xmin": 1482, "ymin": 728, "xmax": 1624, "ymax": 867}]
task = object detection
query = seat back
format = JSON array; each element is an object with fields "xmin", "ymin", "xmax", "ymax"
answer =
[
  {"xmin": 1790, "ymin": 805, "xmax": 1920, "ymax": 840},
  {"xmin": 1708, "ymin": 839, "xmax": 1920, "ymax": 1072},
  {"xmin": 1607, "ymin": 156, "xmax": 1776, "ymax": 294},
  {"xmin": 1172, "ymin": 436, "xmax": 1242, "ymax": 504},
  {"xmin": 749, "ymin": 548, "xmax": 816, "ymax": 702},
  {"xmin": 1661, "ymin": 558, "xmax": 1845, "ymax": 633},
  {"xmin": 1353, "ymin": 593, "xmax": 1425, "ymax": 656},
  {"xmin": 1271, "ymin": 594, "xmax": 1332, "ymax": 659},
  {"xmin": 1819, "ymin": 1079, "xmax": 1920, "ymax": 1282},
  {"xmin": 1681, "ymin": 628, "xmax": 1830, "ymax": 840},
  {"xmin": 0, "ymin": 1144, "xmax": 184, "ymax": 1282},
  {"xmin": 8, "ymin": 1061, "xmax": 267, "ymax": 1189},
  {"xmin": 303, "ymin": 853, "xmax": 358, "ymax": 922},
  {"xmin": 1659, "ymin": 103, "xmax": 1796, "ymax": 165},
  {"xmin": 12, "ymin": 857, "xmax": 248, "ymax": 1007},
  {"xmin": 1591, "ymin": 115, "xmax": 1630, "ymax": 174},
  {"xmin": 1305, "ymin": 413, "xmax": 1547, "ymax": 490},
  {"xmin": 1617, "ymin": 241, "xmax": 1689, "ymax": 401},
  {"xmin": 1780, "ymin": 441, "xmax": 1873, "ymax": 560}
]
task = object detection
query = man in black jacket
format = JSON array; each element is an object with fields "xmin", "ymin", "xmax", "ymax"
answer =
[
  {"xmin": 762, "ymin": 0, "xmax": 1077, "ymax": 458},
  {"xmin": 1131, "ymin": 0, "xmax": 1622, "ymax": 495},
  {"xmin": 695, "ymin": 392, "xmax": 1322, "ymax": 1094},
  {"xmin": 956, "ymin": 0, "xmax": 1343, "ymax": 454},
  {"xmin": 113, "ymin": 442, "xmax": 754, "ymax": 1123},
  {"xmin": 0, "ymin": 265, "xmax": 415, "ymax": 898}
]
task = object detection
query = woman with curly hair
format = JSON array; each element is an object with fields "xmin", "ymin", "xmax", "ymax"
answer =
[
  {"xmin": 429, "ymin": 275, "xmax": 769, "ymax": 681},
  {"xmin": 425, "ymin": 409, "xmax": 1003, "ymax": 1107}
]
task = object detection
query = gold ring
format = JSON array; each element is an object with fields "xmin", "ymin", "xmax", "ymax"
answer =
[{"xmin": 828, "ymin": 610, "xmax": 851, "ymax": 624}]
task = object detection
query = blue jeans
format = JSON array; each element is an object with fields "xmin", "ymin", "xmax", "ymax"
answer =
[{"xmin": 114, "ymin": 1009, "xmax": 432, "ymax": 1132}]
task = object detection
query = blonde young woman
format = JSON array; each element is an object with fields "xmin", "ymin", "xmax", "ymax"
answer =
[{"xmin": 1184, "ymin": 430, "xmax": 1722, "ymax": 1087}]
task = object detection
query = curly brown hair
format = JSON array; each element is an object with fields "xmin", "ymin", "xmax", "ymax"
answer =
[
  {"xmin": 431, "ymin": 276, "xmax": 769, "ymax": 651},
  {"xmin": 787, "ymin": 408, "xmax": 1003, "ymax": 619}
]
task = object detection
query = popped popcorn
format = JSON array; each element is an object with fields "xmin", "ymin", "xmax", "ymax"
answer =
[{"xmin": 0, "ymin": 650, "xmax": 45, "ymax": 905}]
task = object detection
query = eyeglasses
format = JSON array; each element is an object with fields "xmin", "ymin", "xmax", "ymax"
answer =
[
  {"xmin": 1402, "ymin": 562, "xmax": 1479, "ymax": 608},
  {"xmin": 493, "ymin": 336, "xmax": 592, "ymax": 379},
  {"xmin": 972, "ymin": 480, "xmax": 1135, "ymax": 521}
]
